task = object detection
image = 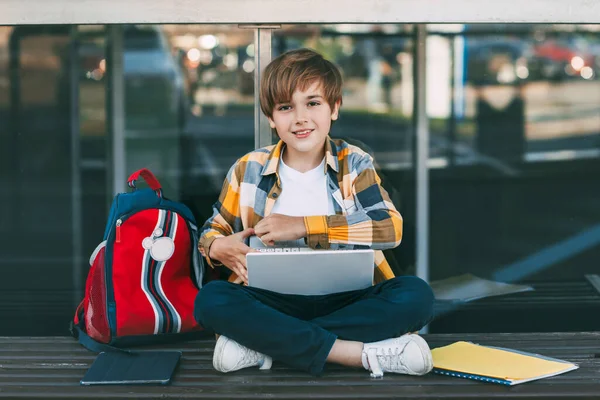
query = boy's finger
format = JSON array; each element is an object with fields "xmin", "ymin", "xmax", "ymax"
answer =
[
  {"xmin": 236, "ymin": 261, "xmax": 248, "ymax": 276},
  {"xmin": 261, "ymin": 234, "xmax": 275, "ymax": 246},
  {"xmin": 237, "ymin": 228, "xmax": 255, "ymax": 239},
  {"xmin": 240, "ymin": 243, "xmax": 257, "ymax": 253},
  {"xmin": 234, "ymin": 266, "xmax": 246, "ymax": 282},
  {"xmin": 254, "ymin": 225, "xmax": 267, "ymax": 237}
]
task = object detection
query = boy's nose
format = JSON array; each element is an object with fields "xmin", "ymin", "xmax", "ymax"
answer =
[{"xmin": 294, "ymin": 112, "xmax": 309, "ymax": 124}]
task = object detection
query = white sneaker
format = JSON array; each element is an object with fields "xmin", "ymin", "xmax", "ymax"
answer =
[
  {"xmin": 213, "ymin": 335, "xmax": 273, "ymax": 373},
  {"xmin": 362, "ymin": 334, "xmax": 433, "ymax": 378}
]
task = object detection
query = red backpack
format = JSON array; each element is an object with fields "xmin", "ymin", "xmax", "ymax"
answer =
[{"xmin": 71, "ymin": 169, "xmax": 209, "ymax": 351}]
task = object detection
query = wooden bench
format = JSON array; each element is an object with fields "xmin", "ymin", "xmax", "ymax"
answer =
[{"xmin": 1, "ymin": 332, "xmax": 598, "ymax": 399}]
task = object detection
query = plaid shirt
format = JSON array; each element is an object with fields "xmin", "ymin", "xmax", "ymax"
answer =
[{"xmin": 198, "ymin": 137, "xmax": 403, "ymax": 284}]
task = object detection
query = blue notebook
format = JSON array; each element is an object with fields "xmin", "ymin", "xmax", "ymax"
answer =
[
  {"xmin": 431, "ymin": 342, "xmax": 578, "ymax": 386},
  {"xmin": 80, "ymin": 350, "xmax": 181, "ymax": 385}
]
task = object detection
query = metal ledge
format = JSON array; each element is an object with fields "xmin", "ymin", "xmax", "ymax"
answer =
[{"xmin": 2, "ymin": 0, "xmax": 600, "ymax": 25}]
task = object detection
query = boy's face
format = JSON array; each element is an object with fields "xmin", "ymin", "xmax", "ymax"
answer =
[{"xmin": 268, "ymin": 81, "xmax": 340, "ymax": 160}]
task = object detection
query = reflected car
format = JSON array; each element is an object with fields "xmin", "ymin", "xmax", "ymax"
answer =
[
  {"xmin": 466, "ymin": 39, "xmax": 533, "ymax": 85},
  {"xmin": 56, "ymin": 26, "xmax": 189, "ymax": 133},
  {"xmin": 123, "ymin": 25, "xmax": 189, "ymax": 132},
  {"xmin": 532, "ymin": 38, "xmax": 596, "ymax": 81}
]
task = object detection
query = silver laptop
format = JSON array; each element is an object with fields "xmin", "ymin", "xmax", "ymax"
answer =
[{"xmin": 246, "ymin": 236, "xmax": 374, "ymax": 295}]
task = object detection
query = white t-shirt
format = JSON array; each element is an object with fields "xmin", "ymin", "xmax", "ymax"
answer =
[{"xmin": 271, "ymin": 155, "xmax": 335, "ymax": 217}]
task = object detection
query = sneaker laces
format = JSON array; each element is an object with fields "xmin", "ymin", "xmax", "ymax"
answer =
[
  {"xmin": 236, "ymin": 344, "xmax": 273, "ymax": 370},
  {"xmin": 365, "ymin": 340, "xmax": 410, "ymax": 378},
  {"xmin": 237, "ymin": 345, "xmax": 265, "ymax": 369}
]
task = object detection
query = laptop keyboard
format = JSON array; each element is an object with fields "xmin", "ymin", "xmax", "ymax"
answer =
[{"xmin": 256, "ymin": 247, "xmax": 311, "ymax": 253}]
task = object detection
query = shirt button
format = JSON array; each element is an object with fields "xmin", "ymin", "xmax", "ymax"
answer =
[{"xmin": 271, "ymin": 193, "xmax": 278, "ymax": 198}]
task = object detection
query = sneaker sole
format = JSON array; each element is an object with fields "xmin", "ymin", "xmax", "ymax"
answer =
[
  {"xmin": 406, "ymin": 334, "xmax": 434, "ymax": 375},
  {"xmin": 213, "ymin": 336, "xmax": 229, "ymax": 372}
]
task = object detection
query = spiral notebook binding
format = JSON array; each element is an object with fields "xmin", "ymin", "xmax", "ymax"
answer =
[{"xmin": 433, "ymin": 368, "xmax": 512, "ymax": 386}]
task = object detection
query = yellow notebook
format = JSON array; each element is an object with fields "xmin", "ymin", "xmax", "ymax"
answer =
[{"xmin": 431, "ymin": 341, "xmax": 579, "ymax": 385}]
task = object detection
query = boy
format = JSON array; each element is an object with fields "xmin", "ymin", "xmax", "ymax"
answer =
[{"xmin": 194, "ymin": 48, "xmax": 435, "ymax": 378}]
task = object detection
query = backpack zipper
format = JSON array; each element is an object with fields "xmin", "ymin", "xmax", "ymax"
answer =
[{"xmin": 115, "ymin": 219, "xmax": 122, "ymax": 243}]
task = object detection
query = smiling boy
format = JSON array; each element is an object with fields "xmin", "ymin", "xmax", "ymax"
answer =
[{"xmin": 194, "ymin": 48, "xmax": 435, "ymax": 378}]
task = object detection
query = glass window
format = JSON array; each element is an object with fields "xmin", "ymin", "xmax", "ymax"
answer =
[
  {"xmin": 428, "ymin": 24, "xmax": 600, "ymax": 334},
  {"xmin": 0, "ymin": 26, "xmax": 74, "ymax": 334},
  {"xmin": 3, "ymin": 21, "xmax": 598, "ymax": 336}
]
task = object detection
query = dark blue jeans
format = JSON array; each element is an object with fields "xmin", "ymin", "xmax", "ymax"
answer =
[{"xmin": 194, "ymin": 276, "xmax": 434, "ymax": 375}]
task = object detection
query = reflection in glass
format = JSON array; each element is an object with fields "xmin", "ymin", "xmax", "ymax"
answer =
[
  {"xmin": 0, "ymin": 26, "xmax": 74, "ymax": 335},
  {"xmin": 428, "ymin": 24, "xmax": 600, "ymax": 334},
  {"xmin": 123, "ymin": 25, "xmax": 255, "ymax": 223},
  {"xmin": 431, "ymin": 25, "xmax": 600, "ymax": 168}
]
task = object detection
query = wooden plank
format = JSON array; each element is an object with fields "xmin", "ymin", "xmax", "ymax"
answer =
[
  {"xmin": 5, "ymin": 346, "xmax": 594, "ymax": 358},
  {"xmin": 1, "ymin": 331, "xmax": 598, "ymax": 344},
  {"xmin": 0, "ymin": 363, "xmax": 596, "ymax": 381},
  {"xmin": 0, "ymin": 374, "xmax": 597, "ymax": 386},
  {"xmin": 0, "ymin": 355, "xmax": 597, "ymax": 379},
  {"xmin": 1, "ymin": 360, "xmax": 597, "ymax": 376},
  {"xmin": 1, "ymin": 384, "xmax": 600, "ymax": 399}
]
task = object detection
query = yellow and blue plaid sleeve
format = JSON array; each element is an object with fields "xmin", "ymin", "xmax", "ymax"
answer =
[
  {"xmin": 304, "ymin": 153, "xmax": 402, "ymax": 250},
  {"xmin": 198, "ymin": 160, "xmax": 244, "ymax": 267}
]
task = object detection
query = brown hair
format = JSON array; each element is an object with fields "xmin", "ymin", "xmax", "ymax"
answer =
[{"xmin": 259, "ymin": 48, "xmax": 343, "ymax": 119}]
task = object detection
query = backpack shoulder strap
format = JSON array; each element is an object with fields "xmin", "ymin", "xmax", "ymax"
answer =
[{"xmin": 70, "ymin": 322, "xmax": 134, "ymax": 354}]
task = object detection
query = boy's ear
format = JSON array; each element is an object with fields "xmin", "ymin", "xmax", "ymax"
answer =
[
  {"xmin": 268, "ymin": 117, "xmax": 276, "ymax": 129},
  {"xmin": 331, "ymin": 100, "xmax": 341, "ymax": 121}
]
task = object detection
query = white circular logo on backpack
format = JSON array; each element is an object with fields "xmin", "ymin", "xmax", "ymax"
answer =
[{"xmin": 142, "ymin": 236, "xmax": 175, "ymax": 262}]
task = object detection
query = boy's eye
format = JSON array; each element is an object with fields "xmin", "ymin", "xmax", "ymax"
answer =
[
  {"xmin": 277, "ymin": 105, "xmax": 291, "ymax": 111},
  {"xmin": 308, "ymin": 101, "xmax": 320, "ymax": 107}
]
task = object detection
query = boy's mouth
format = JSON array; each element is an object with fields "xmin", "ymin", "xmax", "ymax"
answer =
[{"xmin": 292, "ymin": 129, "xmax": 314, "ymax": 139}]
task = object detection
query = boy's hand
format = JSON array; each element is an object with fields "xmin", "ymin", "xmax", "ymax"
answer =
[
  {"xmin": 254, "ymin": 214, "xmax": 307, "ymax": 246},
  {"xmin": 208, "ymin": 228, "xmax": 256, "ymax": 285}
]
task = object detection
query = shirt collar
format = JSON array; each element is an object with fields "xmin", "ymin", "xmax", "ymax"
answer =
[{"xmin": 260, "ymin": 137, "xmax": 339, "ymax": 176}]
